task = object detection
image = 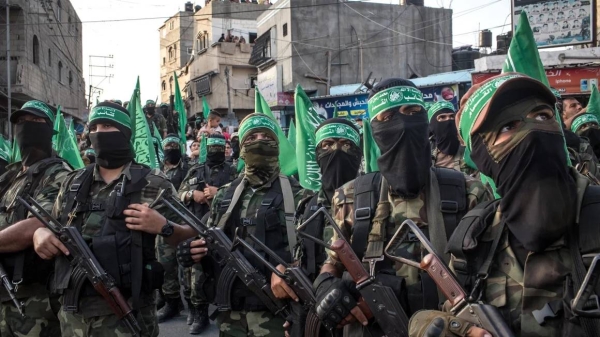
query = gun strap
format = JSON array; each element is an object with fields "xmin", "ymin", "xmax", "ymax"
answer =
[
  {"xmin": 217, "ymin": 178, "xmax": 247, "ymax": 229},
  {"xmin": 351, "ymin": 172, "xmax": 382, "ymax": 260},
  {"xmin": 364, "ymin": 178, "xmax": 390, "ymax": 261},
  {"xmin": 279, "ymin": 175, "xmax": 297, "ymax": 255},
  {"xmin": 426, "ymin": 169, "xmax": 450, "ymax": 266}
]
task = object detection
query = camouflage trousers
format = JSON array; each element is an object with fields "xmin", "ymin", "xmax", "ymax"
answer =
[
  {"xmin": 0, "ymin": 294, "xmax": 61, "ymax": 337},
  {"xmin": 216, "ymin": 310, "xmax": 285, "ymax": 337},
  {"xmin": 58, "ymin": 304, "xmax": 158, "ymax": 337},
  {"xmin": 156, "ymin": 235, "xmax": 181, "ymax": 299},
  {"xmin": 179, "ymin": 263, "xmax": 208, "ymax": 306}
]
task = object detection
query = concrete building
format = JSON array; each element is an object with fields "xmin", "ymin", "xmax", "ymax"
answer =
[
  {"xmin": 159, "ymin": 2, "xmax": 196, "ymax": 106},
  {"xmin": 186, "ymin": 1, "xmax": 270, "ymax": 126},
  {"xmin": 0, "ymin": 0, "xmax": 86, "ymax": 127},
  {"xmin": 251, "ymin": 0, "xmax": 452, "ymax": 112}
]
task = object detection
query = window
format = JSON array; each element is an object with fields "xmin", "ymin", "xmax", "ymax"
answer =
[
  {"xmin": 68, "ymin": 70, "xmax": 72, "ymax": 87},
  {"xmin": 249, "ymin": 32, "xmax": 257, "ymax": 44},
  {"xmin": 58, "ymin": 61, "xmax": 63, "ymax": 83},
  {"xmin": 162, "ymin": 81, "xmax": 166, "ymax": 91},
  {"xmin": 283, "ymin": 23, "xmax": 288, "ymax": 37},
  {"xmin": 168, "ymin": 47, "xmax": 174, "ymax": 60},
  {"xmin": 48, "ymin": 49, "xmax": 52, "ymax": 66},
  {"xmin": 249, "ymin": 31, "xmax": 271, "ymax": 66},
  {"xmin": 32, "ymin": 35, "xmax": 39, "ymax": 65},
  {"xmin": 169, "ymin": 21, "xmax": 174, "ymax": 30},
  {"xmin": 163, "ymin": 57, "xmax": 166, "ymax": 65},
  {"xmin": 197, "ymin": 33, "xmax": 208, "ymax": 51},
  {"xmin": 169, "ymin": 76, "xmax": 174, "ymax": 92},
  {"xmin": 57, "ymin": 0, "xmax": 62, "ymax": 22}
]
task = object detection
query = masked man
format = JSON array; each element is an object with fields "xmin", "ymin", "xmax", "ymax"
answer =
[
  {"xmin": 410, "ymin": 72, "xmax": 600, "ymax": 337},
  {"xmin": 32, "ymin": 102, "xmax": 196, "ymax": 336},
  {"xmin": 313, "ymin": 79, "xmax": 490, "ymax": 336},
  {"xmin": 0, "ymin": 100, "xmax": 72, "ymax": 336},
  {"xmin": 180, "ymin": 113, "xmax": 304, "ymax": 336},
  {"xmin": 144, "ymin": 100, "xmax": 168, "ymax": 139}
]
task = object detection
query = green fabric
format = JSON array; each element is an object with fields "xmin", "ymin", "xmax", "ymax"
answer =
[
  {"xmin": 363, "ymin": 118, "xmax": 380, "ymax": 173},
  {"xmin": 199, "ymin": 134, "xmax": 207, "ymax": 164},
  {"xmin": 315, "ymin": 123, "xmax": 360, "ymax": 147},
  {"xmin": 207, "ymin": 138, "xmax": 226, "ymax": 146},
  {"xmin": 84, "ymin": 148, "xmax": 96, "ymax": 156},
  {"xmin": 586, "ymin": 84, "xmax": 600, "ymax": 120},
  {"xmin": 255, "ymin": 87, "xmax": 298, "ymax": 176},
  {"xmin": 0, "ymin": 136, "xmax": 11, "ymax": 162},
  {"xmin": 502, "ymin": 11, "xmax": 550, "ymax": 87},
  {"xmin": 202, "ymin": 97, "xmax": 210, "ymax": 120},
  {"xmin": 19, "ymin": 100, "xmax": 55, "ymax": 123},
  {"xmin": 238, "ymin": 114, "xmax": 279, "ymax": 144},
  {"xmin": 287, "ymin": 120, "xmax": 296, "ymax": 149},
  {"xmin": 427, "ymin": 101, "xmax": 455, "ymax": 122},
  {"xmin": 145, "ymin": 99, "xmax": 155, "ymax": 106},
  {"xmin": 368, "ymin": 86, "xmax": 424, "ymax": 121},
  {"xmin": 10, "ymin": 140, "xmax": 20, "ymax": 164},
  {"xmin": 89, "ymin": 105, "xmax": 131, "ymax": 129},
  {"xmin": 127, "ymin": 77, "xmax": 159, "ymax": 168},
  {"xmin": 162, "ymin": 136, "xmax": 180, "ymax": 147},
  {"xmin": 53, "ymin": 107, "xmax": 84, "ymax": 169},
  {"xmin": 571, "ymin": 114, "xmax": 599, "ymax": 132},
  {"xmin": 174, "ymin": 71, "xmax": 187, "ymax": 154},
  {"xmin": 236, "ymin": 157, "xmax": 245, "ymax": 173},
  {"xmin": 294, "ymin": 84, "xmax": 322, "ymax": 191},
  {"xmin": 551, "ymin": 88, "xmax": 562, "ymax": 99}
]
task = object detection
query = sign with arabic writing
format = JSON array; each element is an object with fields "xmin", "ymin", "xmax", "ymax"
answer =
[
  {"xmin": 420, "ymin": 84, "xmax": 460, "ymax": 110},
  {"xmin": 472, "ymin": 66, "xmax": 600, "ymax": 95},
  {"xmin": 511, "ymin": 0, "xmax": 594, "ymax": 48},
  {"xmin": 311, "ymin": 93, "xmax": 369, "ymax": 120}
]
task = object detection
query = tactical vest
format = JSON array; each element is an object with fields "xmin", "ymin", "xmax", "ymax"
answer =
[
  {"xmin": 215, "ymin": 175, "xmax": 296, "ymax": 311},
  {"xmin": 187, "ymin": 163, "xmax": 232, "ymax": 218},
  {"xmin": 349, "ymin": 167, "xmax": 467, "ymax": 314},
  {"xmin": 166, "ymin": 160, "xmax": 188, "ymax": 191},
  {"xmin": 54, "ymin": 163, "xmax": 163, "ymax": 311},
  {"xmin": 447, "ymin": 184, "xmax": 600, "ymax": 337},
  {"xmin": 295, "ymin": 195, "xmax": 327, "ymax": 281},
  {"xmin": 0, "ymin": 157, "xmax": 66, "ymax": 287}
]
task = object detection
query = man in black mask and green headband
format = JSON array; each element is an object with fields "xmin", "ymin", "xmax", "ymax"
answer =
[
  {"xmin": 0, "ymin": 100, "xmax": 71, "ymax": 336},
  {"xmin": 428, "ymin": 101, "xmax": 474, "ymax": 175},
  {"xmin": 32, "ymin": 102, "xmax": 197, "ymax": 336},
  {"xmin": 312, "ymin": 79, "xmax": 491, "ymax": 336},
  {"xmin": 176, "ymin": 133, "xmax": 236, "ymax": 334},
  {"xmin": 179, "ymin": 113, "xmax": 304, "ymax": 336},
  {"xmin": 144, "ymin": 100, "xmax": 167, "ymax": 139},
  {"xmin": 410, "ymin": 73, "xmax": 600, "ymax": 337}
]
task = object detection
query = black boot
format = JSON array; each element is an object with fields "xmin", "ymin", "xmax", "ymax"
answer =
[
  {"xmin": 189, "ymin": 304, "xmax": 209, "ymax": 335},
  {"xmin": 186, "ymin": 299, "xmax": 195, "ymax": 325},
  {"xmin": 155, "ymin": 289, "xmax": 165, "ymax": 311},
  {"xmin": 157, "ymin": 297, "xmax": 183, "ymax": 323}
]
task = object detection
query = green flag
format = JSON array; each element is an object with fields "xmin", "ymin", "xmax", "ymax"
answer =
[
  {"xmin": 10, "ymin": 140, "xmax": 20, "ymax": 164},
  {"xmin": 127, "ymin": 78, "xmax": 159, "ymax": 168},
  {"xmin": 174, "ymin": 72, "xmax": 187, "ymax": 154},
  {"xmin": 52, "ymin": 107, "xmax": 84, "ymax": 169},
  {"xmin": 294, "ymin": 85, "xmax": 322, "ymax": 191},
  {"xmin": 255, "ymin": 88, "xmax": 298, "ymax": 176},
  {"xmin": 586, "ymin": 84, "xmax": 600, "ymax": 120},
  {"xmin": 199, "ymin": 133, "xmax": 207, "ymax": 164},
  {"xmin": 236, "ymin": 158, "xmax": 245, "ymax": 173},
  {"xmin": 202, "ymin": 96, "xmax": 210, "ymax": 120},
  {"xmin": 0, "ymin": 136, "xmax": 10, "ymax": 163},
  {"xmin": 287, "ymin": 120, "xmax": 296, "ymax": 149},
  {"xmin": 362, "ymin": 118, "xmax": 380, "ymax": 173}
]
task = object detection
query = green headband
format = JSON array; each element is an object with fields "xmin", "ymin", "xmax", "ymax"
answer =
[
  {"xmin": 427, "ymin": 101, "xmax": 456, "ymax": 122},
  {"xmin": 551, "ymin": 88, "xmax": 562, "ymax": 99},
  {"xmin": 162, "ymin": 136, "xmax": 181, "ymax": 147},
  {"xmin": 571, "ymin": 113, "xmax": 599, "ymax": 132},
  {"xmin": 207, "ymin": 138, "xmax": 226, "ymax": 146},
  {"xmin": 89, "ymin": 105, "xmax": 132, "ymax": 129},
  {"xmin": 458, "ymin": 74, "xmax": 525, "ymax": 152},
  {"xmin": 315, "ymin": 123, "xmax": 360, "ymax": 147},
  {"xmin": 239, "ymin": 114, "xmax": 278, "ymax": 142},
  {"xmin": 146, "ymin": 100, "xmax": 155, "ymax": 105},
  {"xmin": 84, "ymin": 148, "xmax": 96, "ymax": 156},
  {"xmin": 368, "ymin": 86, "xmax": 424, "ymax": 121},
  {"xmin": 20, "ymin": 101, "xmax": 55, "ymax": 123}
]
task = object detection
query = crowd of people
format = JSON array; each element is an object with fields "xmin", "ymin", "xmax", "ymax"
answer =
[{"xmin": 0, "ymin": 72, "xmax": 600, "ymax": 337}]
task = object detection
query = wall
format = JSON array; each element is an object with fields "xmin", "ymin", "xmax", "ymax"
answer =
[{"xmin": 0, "ymin": 0, "xmax": 86, "ymax": 121}]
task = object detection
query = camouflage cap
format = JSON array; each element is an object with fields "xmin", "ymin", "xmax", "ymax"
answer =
[
  {"xmin": 238, "ymin": 113, "xmax": 279, "ymax": 144},
  {"xmin": 427, "ymin": 101, "xmax": 456, "ymax": 122}
]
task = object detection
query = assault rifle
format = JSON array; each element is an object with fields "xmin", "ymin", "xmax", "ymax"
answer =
[
  {"xmin": 230, "ymin": 225, "xmax": 325, "ymax": 337},
  {"xmin": 572, "ymin": 254, "xmax": 600, "ymax": 318},
  {"xmin": 384, "ymin": 220, "xmax": 515, "ymax": 337},
  {"xmin": 0, "ymin": 261, "xmax": 24, "ymax": 317},
  {"xmin": 296, "ymin": 207, "xmax": 409, "ymax": 337},
  {"xmin": 154, "ymin": 193, "xmax": 291, "ymax": 320},
  {"xmin": 16, "ymin": 195, "xmax": 142, "ymax": 337}
]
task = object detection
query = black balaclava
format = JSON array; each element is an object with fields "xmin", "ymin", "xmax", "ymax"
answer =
[
  {"xmin": 429, "ymin": 109, "xmax": 460, "ymax": 156},
  {"xmin": 231, "ymin": 137, "xmax": 240, "ymax": 160},
  {"xmin": 16, "ymin": 122, "xmax": 54, "ymax": 166},
  {"xmin": 163, "ymin": 134, "xmax": 183, "ymax": 165},
  {"xmin": 315, "ymin": 119, "xmax": 362, "ymax": 199},
  {"xmin": 206, "ymin": 134, "xmax": 226, "ymax": 167},
  {"xmin": 471, "ymin": 96, "xmax": 576, "ymax": 254},
  {"xmin": 369, "ymin": 78, "xmax": 431, "ymax": 198},
  {"xmin": 89, "ymin": 102, "xmax": 133, "ymax": 169}
]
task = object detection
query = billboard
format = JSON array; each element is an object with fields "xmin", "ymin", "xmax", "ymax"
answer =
[
  {"xmin": 512, "ymin": 0, "xmax": 594, "ymax": 48},
  {"xmin": 311, "ymin": 94, "xmax": 369, "ymax": 120},
  {"xmin": 420, "ymin": 84, "xmax": 460, "ymax": 111}
]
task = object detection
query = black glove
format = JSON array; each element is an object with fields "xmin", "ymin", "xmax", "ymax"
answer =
[
  {"xmin": 313, "ymin": 272, "xmax": 361, "ymax": 330},
  {"xmin": 177, "ymin": 236, "xmax": 198, "ymax": 268}
]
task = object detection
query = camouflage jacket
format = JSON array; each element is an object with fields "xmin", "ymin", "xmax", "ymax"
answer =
[
  {"xmin": 51, "ymin": 161, "xmax": 179, "ymax": 317},
  {"xmin": 325, "ymin": 168, "xmax": 491, "ymax": 307},
  {"xmin": 163, "ymin": 159, "xmax": 189, "ymax": 191},
  {"xmin": 432, "ymin": 146, "xmax": 477, "ymax": 176},
  {"xmin": 146, "ymin": 113, "xmax": 167, "ymax": 138},
  {"xmin": 449, "ymin": 169, "xmax": 599, "ymax": 337}
]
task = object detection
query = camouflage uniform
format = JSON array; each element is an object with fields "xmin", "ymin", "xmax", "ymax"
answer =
[
  {"xmin": 325, "ymin": 169, "xmax": 491, "ymax": 313},
  {"xmin": 206, "ymin": 174, "xmax": 304, "ymax": 337},
  {"xmin": 51, "ymin": 162, "xmax": 179, "ymax": 337},
  {"xmin": 432, "ymin": 147, "xmax": 477, "ymax": 176},
  {"xmin": 146, "ymin": 114, "xmax": 167, "ymax": 139},
  {"xmin": 178, "ymin": 162, "xmax": 236, "ymax": 307},
  {"xmin": 0, "ymin": 160, "xmax": 71, "ymax": 337}
]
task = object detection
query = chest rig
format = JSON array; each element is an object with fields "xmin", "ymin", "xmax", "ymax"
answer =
[{"xmin": 188, "ymin": 163, "xmax": 232, "ymax": 218}]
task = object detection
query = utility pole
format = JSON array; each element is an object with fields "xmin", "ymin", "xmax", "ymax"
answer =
[
  {"xmin": 6, "ymin": 0, "xmax": 11, "ymax": 140},
  {"xmin": 225, "ymin": 67, "xmax": 232, "ymax": 117},
  {"xmin": 359, "ymin": 38, "xmax": 363, "ymax": 85},
  {"xmin": 88, "ymin": 55, "xmax": 114, "ymax": 109}
]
